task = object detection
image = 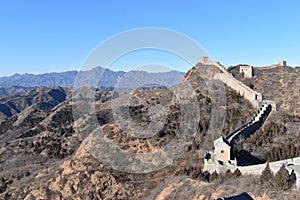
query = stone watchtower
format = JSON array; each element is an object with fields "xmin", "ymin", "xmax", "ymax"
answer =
[
  {"xmin": 278, "ymin": 60, "xmax": 287, "ymax": 67},
  {"xmin": 239, "ymin": 65, "xmax": 253, "ymax": 78},
  {"xmin": 214, "ymin": 137, "xmax": 232, "ymax": 162},
  {"xmin": 200, "ymin": 56, "xmax": 209, "ymax": 64}
]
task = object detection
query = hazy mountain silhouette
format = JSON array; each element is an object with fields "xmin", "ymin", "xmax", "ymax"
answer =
[{"xmin": 0, "ymin": 67, "xmax": 185, "ymax": 89}]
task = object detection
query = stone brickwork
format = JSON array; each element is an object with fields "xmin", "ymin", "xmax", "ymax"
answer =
[
  {"xmin": 214, "ymin": 137, "xmax": 231, "ymax": 162},
  {"xmin": 278, "ymin": 60, "xmax": 287, "ymax": 67},
  {"xmin": 205, "ymin": 156, "xmax": 300, "ymax": 189},
  {"xmin": 200, "ymin": 56, "xmax": 230, "ymax": 75},
  {"xmin": 215, "ymin": 73, "xmax": 262, "ymax": 108},
  {"xmin": 239, "ymin": 65, "xmax": 253, "ymax": 78},
  {"xmin": 200, "ymin": 56, "xmax": 262, "ymax": 108},
  {"xmin": 238, "ymin": 157, "xmax": 300, "ymax": 189},
  {"xmin": 201, "ymin": 57, "xmax": 296, "ymax": 188},
  {"xmin": 204, "ymin": 103, "xmax": 272, "ymax": 171}
]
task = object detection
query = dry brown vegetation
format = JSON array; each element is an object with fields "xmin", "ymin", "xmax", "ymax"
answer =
[{"xmin": 0, "ymin": 63, "xmax": 300, "ymax": 199}]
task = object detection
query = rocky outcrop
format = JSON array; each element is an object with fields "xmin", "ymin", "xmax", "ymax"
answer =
[{"xmin": 0, "ymin": 87, "xmax": 68, "ymax": 119}]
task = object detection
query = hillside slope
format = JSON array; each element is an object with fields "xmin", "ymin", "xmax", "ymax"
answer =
[
  {"xmin": 229, "ymin": 65, "xmax": 300, "ymax": 115},
  {"xmin": 0, "ymin": 87, "xmax": 68, "ymax": 119},
  {"xmin": 228, "ymin": 65, "xmax": 300, "ymax": 163},
  {"xmin": 0, "ymin": 63, "xmax": 299, "ymax": 199},
  {"xmin": 0, "ymin": 86, "xmax": 33, "ymax": 99}
]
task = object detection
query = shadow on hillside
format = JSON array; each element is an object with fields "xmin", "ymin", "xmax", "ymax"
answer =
[{"xmin": 235, "ymin": 150, "xmax": 264, "ymax": 166}]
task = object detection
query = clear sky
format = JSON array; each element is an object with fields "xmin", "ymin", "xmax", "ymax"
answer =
[{"xmin": 1, "ymin": 0, "xmax": 300, "ymax": 77}]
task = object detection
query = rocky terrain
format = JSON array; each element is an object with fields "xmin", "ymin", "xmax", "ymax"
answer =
[
  {"xmin": 0, "ymin": 86, "xmax": 33, "ymax": 99},
  {"xmin": 0, "ymin": 63, "xmax": 300, "ymax": 199},
  {"xmin": 229, "ymin": 64, "xmax": 300, "ymax": 115},
  {"xmin": 0, "ymin": 87, "xmax": 68, "ymax": 119},
  {"xmin": 229, "ymin": 65, "xmax": 300, "ymax": 163}
]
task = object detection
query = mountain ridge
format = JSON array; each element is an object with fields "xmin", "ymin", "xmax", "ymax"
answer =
[
  {"xmin": 0, "ymin": 62, "xmax": 300, "ymax": 199},
  {"xmin": 0, "ymin": 67, "xmax": 185, "ymax": 89}
]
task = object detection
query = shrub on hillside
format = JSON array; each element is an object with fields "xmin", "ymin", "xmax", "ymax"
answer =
[
  {"xmin": 225, "ymin": 169, "xmax": 232, "ymax": 177},
  {"xmin": 267, "ymin": 143, "xmax": 300, "ymax": 161},
  {"xmin": 274, "ymin": 164, "xmax": 290, "ymax": 190},
  {"xmin": 209, "ymin": 171, "xmax": 219, "ymax": 182},
  {"xmin": 260, "ymin": 162, "xmax": 273, "ymax": 183},
  {"xmin": 246, "ymin": 121, "xmax": 286, "ymax": 146},
  {"xmin": 232, "ymin": 168, "xmax": 242, "ymax": 178}
]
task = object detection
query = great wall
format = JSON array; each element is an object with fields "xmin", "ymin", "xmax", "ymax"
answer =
[
  {"xmin": 200, "ymin": 56, "xmax": 264, "ymax": 108},
  {"xmin": 226, "ymin": 103, "xmax": 272, "ymax": 144},
  {"xmin": 200, "ymin": 57, "xmax": 300, "ymax": 190},
  {"xmin": 112, "ymin": 57, "xmax": 299, "ymax": 189}
]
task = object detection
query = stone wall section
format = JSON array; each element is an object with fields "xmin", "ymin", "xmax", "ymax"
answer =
[
  {"xmin": 214, "ymin": 73, "xmax": 262, "ymax": 107},
  {"xmin": 201, "ymin": 57, "xmax": 298, "ymax": 187},
  {"xmin": 226, "ymin": 104, "xmax": 272, "ymax": 144},
  {"xmin": 204, "ymin": 157, "xmax": 300, "ymax": 189},
  {"xmin": 200, "ymin": 56, "xmax": 262, "ymax": 108}
]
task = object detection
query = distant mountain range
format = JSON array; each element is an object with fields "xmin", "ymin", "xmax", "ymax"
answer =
[{"xmin": 0, "ymin": 67, "xmax": 185, "ymax": 89}]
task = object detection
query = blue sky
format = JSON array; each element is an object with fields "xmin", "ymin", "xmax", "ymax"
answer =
[{"xmin": 0, "ymin": 0, "xmax": 300, "ymax": 76}]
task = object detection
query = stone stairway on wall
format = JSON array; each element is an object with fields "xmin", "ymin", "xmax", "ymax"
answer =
[
  {"xmin": 200, "ymin": 56, "xmax": 276, "ymax": 145},
  {"xmin": 226, "ymin": 103, "xmax": 272, "ymax": 144},
  {"xmin": 204, "ymin": 103, "xmax": 273, "ymax": 174},
  {"xmin": 200, "ymin": 58, "xmax": 300, "ymax": 187}
]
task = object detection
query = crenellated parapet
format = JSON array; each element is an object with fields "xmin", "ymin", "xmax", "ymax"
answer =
[
  {"xmin": 214, "ymin": 72, "xmax": 262, "ymax": 108},
  {"xmin": 200, "ymin": 56, "xmax": 273, "ymax": 109},
  {"xmin": 239, "ymin": 65, "xmax": 253, "ymax": 78},
  {"xmin": 200, "ymin": 56, "xmax": 229, "ymax": 75}
]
